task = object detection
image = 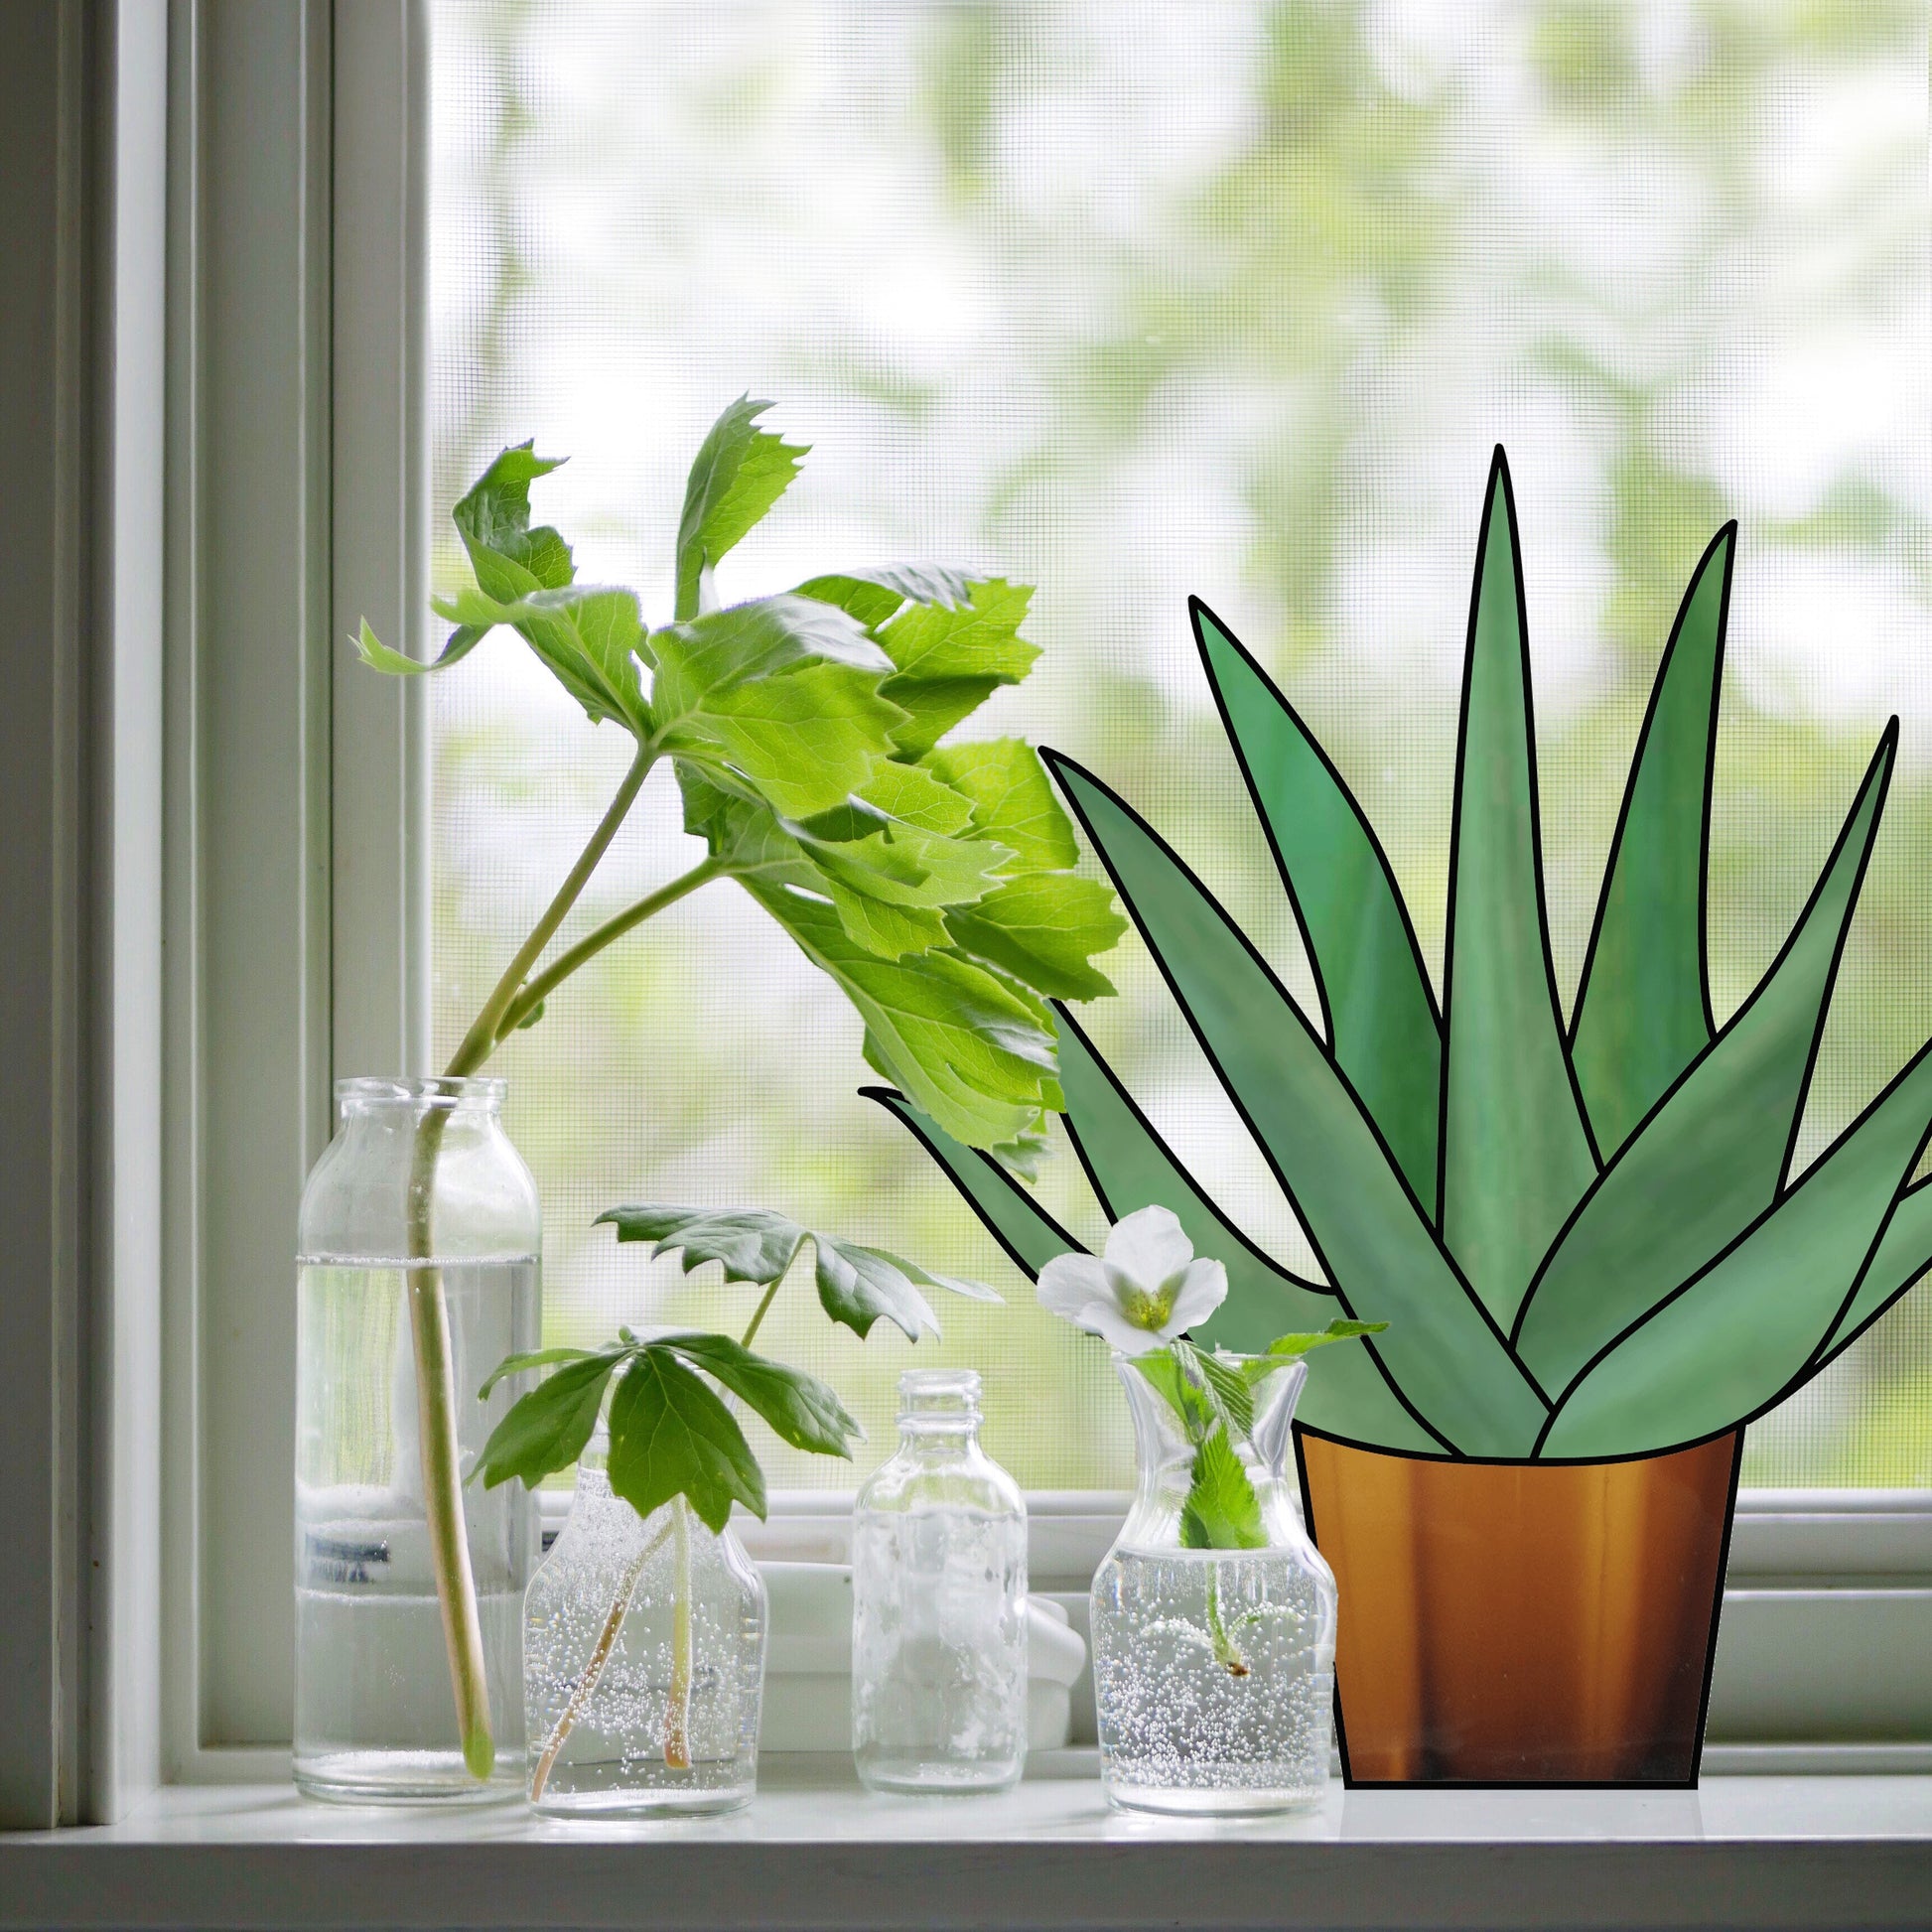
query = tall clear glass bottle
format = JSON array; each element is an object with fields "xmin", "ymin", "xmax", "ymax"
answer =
[
  {"xmin": 523, "ymin": 1438, "xmax": 768, "ymax": 1816},
  {"xmin": 852, "ymin": 1370, "xmax": 1028, "ymax": 1794},
  {"xmin": 1090, "ymin": 1353, "xmax": 1337, "ymax": 1815},
  {"xmin": 294, "ymin": 1077, "xmax": 540, "ymax": 1804}
]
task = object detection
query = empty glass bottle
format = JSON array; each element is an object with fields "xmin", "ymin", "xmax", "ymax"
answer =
[
  {"xmin": 852, "ymin": 1370, "xmax": 1028, "ymax": 1794},
  {"xmin": 523, "ymin": 1438, "xmax": 767, "ymax": 1817}
]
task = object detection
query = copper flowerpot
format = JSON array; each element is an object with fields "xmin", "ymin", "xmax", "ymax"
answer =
[{"xmin": 1296, "ymin": 1427, "xmax": 1741, "ymax": 1786}]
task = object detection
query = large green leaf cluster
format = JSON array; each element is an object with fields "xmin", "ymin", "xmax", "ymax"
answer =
[
  {"xmin": 883, "ymin": 451, "xmax": 1932, "ymax": 1460},
  {"xmin": 360, "ymin": 398, "xmax": 1125, "ymax": 1163}
]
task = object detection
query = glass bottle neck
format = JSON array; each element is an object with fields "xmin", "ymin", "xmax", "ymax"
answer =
[
  {"xmin": 893, "ymin": 1368, "xmax": 983, "ymax": 1458},
  {"xmin": 896, "ymin": 1417, "xmax": 980, "ymax": 1459}
]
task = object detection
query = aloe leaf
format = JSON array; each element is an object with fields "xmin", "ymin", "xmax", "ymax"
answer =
[
  {"xmin": 1569, "ymin": 526, "xmax": 1734, "ymax": 1157},
  {"xmin": 1048, "ymin": 1006, "xmax": 1441, "ymax": 1453},
  {"xmin": 1814, "ymin": 1177, "xmax": 1932, "ymax": 1369},
  {"xmin": 1193, "ymin": 600, "xmax": 1442, "ymax": 1215},
  {"xmin": 1515, "ymin": 727, "xmax": 1898, "ymax": 1393},
  {"xmin": 1440, "ymin": 452, "xmax": 1600, "ymax": 1325},
  {"xmin": 1046, "ymin": 752, "xmax": 1547, "ymax": 1457},
  {"xmin": 1541, "ymin": 1041, "xmax": 1932, "ymax": 1458},
  {"xmin": 864, "ymin": 1087, "xmax": 1088, "ymax": 1276}
]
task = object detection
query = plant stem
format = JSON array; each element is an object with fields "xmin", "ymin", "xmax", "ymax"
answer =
[
  {"xmin": 665, "ymin": 1498, "xmax": 694, "ymax": 1770},
  {"xmin": 739, "ymin": 1275, "xmax": 784, "ymax": 1350},
  {"xmin": 406, "ymin": 746, "xmax": 711, "ymax": 1777},
  {"xmin": 1204, "ymin": 1568, "xmax": 1249, "ymax": 1678},
  {"xmin": 445, "ymin": 745, "xmax": 656, "ymax": 1077},
  {"xmin": 528, "ymin": 1514, "xmax": 676, "ymax": 1802},
  {"xmin": 494, "ymin": 857, "xmax": 723, "ymax": 1042},
  {"xmin": 404, "ymin": 1106, "xmax": 497, "ymax": 1780}
]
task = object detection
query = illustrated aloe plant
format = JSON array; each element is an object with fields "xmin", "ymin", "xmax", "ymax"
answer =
[{"xmin": 879, "ymin": 449, "xmax": 1932, "ymax": 1463}]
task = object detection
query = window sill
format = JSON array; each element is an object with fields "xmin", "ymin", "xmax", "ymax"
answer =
[{"xmin": 7, "ymin": 1757, "xmax": 1932, "ymax": 1931}]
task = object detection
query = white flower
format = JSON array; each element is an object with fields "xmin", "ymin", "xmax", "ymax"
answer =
[{"xmin": 1035, "ymin": 1205, "xmax": 1228, "ymax": 1356}]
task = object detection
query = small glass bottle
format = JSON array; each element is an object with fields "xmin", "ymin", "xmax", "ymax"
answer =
[
  {"xmin": 852, "ymin": 1370, "xmax": 1028, "ymax": 1794},
  {"xmin": 522, "ymin": 1436, "xmax": 767, "ymax": 1817}
]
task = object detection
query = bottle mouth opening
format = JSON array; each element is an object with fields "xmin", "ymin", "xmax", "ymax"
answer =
[{"xmin": 337, "ymin": 1075, "xmax": 507, "ymax": 1112}]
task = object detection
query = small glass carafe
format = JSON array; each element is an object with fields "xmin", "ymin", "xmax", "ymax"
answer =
[
  {"xmin": 1090, "ymin": 1352, "xmax": 1337, "ymax": 1815},
  {"xmin": 852, "ymin": 1371, "xmax": 1028, "ymax": 1794}
]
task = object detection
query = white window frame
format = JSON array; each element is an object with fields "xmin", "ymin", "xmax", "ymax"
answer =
[{"xmin": 6, "ymin": 0, "xmax": 1929, "ymax": 1831}]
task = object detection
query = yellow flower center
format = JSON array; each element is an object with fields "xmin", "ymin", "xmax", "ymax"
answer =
[{"xmin": 1119, "ymin": 1281, "xmax": 1177, "ymax": 1331}]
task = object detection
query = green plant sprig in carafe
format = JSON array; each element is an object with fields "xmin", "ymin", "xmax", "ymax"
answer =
[
  {"xmin": 353, "ymin": 399, "xmax": 1125, "ymax": 1780},
  {"xmin": 1032, "ymin": 1204, "xmax": 1383, "ymax": 1673}
]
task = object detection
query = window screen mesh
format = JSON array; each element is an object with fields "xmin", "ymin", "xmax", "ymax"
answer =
[{"xmin": 427, "ymin": 0, "xmax": 1932, "ymax": 1489}]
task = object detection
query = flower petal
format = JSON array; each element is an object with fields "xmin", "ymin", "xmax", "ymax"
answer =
[
  {"xmin": 1102, "ymin": 1204, "xmax": 1193, "ymax": 1295},
  {"xmin": 1035, "ymin": 1252, "xmax": 1114, "ymax": 1323},
  {"xmin": 1164, "ymin": 1256, "xmax": 1230, "ymax": 1336},
  {"xmin": 1081, "ymin": 1302, "xmax": 1170, "ymax": 1355}
]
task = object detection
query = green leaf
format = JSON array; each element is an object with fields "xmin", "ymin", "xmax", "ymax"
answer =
[
  {"xmin": 595, "ymin": 1202, "xmax": 996, "ymax": 1344},
  {"xmin": 944, "ymin": 875, "xmax": 1125, "ymax": 1001},
  {"xmin": 657, "ymin": 1332, "xmax": 861, "ymax": 1458},
  {"xmin": 1044, "ymin": 1009, "xmax": 1437, "ymax": 1453},
  {"xmin": 1514, "ymin": 728, "xmax": 1898, "ymax": 1394},
  {"xmin": 431, "ymin": 584, "xmax": 649, "ymax": 733},
  {"xmin": 1133, "ymin": 1349, "xmax": 1219, "ymax": 1444},
  {"xmin": 1179, "ymin": 1428, "xmax": 1267, "ymax": 1551},
  {"xmin": 1440, "ymin": 453, "xmax": 1599, "ymax": 1326},
  {"xmin": 649, "ymin": 601, "xmax": 903, "ymax": 819},
  {"xmin": 451, "ymin": 443, "xmax": 575, "ymax": 598},
  {"xmin": 1175, "ymin": 1339, "xmax": 1256, "ymax": 1439},
  {"xmin": 477, "ymin": 1344, "xmax": 603, "ymax": 1401},
  {"xmin": 808, "ymin": 1239, "xmax": 938, "ymax": 1340},
  {"xmin": 1260, "ymin": 1319, "xmax": 1387, "ymax": 1361},
  {"xmin": 800, "ymin": 821, "xmax": 1009, "ymax": 913},
  {"xmin": 1046, "ymin": 751, "xmax": 1547, "ymax": 1458},
  {"xmin": 353, "ymin": 617, "xmax": 489, "ymax": 679},
  {"xmin": 1541, "ymin": 1041, "xmax": 1932, "ymax": 1457},
  {"xmin": 745, "ymin": 879, "xmax": 1061, "ymax": 1154},
  {"xmin": 794, "ymin": 564, "xmax": 977, "ymax": 629},
  {"xmin": 1819, "ymin": 1177, "xmax": 1932, "ymax": 1366},
  {"xmin": 650, "ymin": 594, "xmax": 893, "ymax": 691},
  {"xmin": 1194, "ymin": 601, "xmax": 1444, "ymax": 1218},
  {"xmin": 824, "ymin": 890, "xmax": 952, "ymax": 961},
  {"xmin": 607, "ymin": 1347, "xmax": 765, "ymax": 1533},
  {"xmin": 928, "ymin": 740, "xmax": 1080, "ymax": 873},
  {"xmin": 866, "ymin": 1087, "xmax": 1090, "ymax": 1275},
  {"xmin": 598, "ymin": 1203, "xmax": 811, "ymax": 1285},
  {"xmin": 857, "ymin": 759, "xmax": 977, "ymax": 836},
  {"xmin": 675, "ymin": 396, "xmax": 806, "ymax": 620},
  {"xmin": 1568, "ymin": 527, "xmax": 1732, "ymax": 1159},
  {"xmin": 474, "ymin": 1349, "xmax": 628, "ymax": 1491},
  {"xmin": 874, "ymin": 581, "xmax": 1040, "ymax": 759}
]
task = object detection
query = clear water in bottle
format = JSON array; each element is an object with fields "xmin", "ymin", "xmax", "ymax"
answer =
[{"xmin": 293, "ymin": 1255, "xmax": 538, "ymax": 1802}]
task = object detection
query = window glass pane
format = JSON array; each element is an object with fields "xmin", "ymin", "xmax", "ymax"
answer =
[{"xmin": 427, "ymin": 0, "xmax": 1931, "ymax": 1490}]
